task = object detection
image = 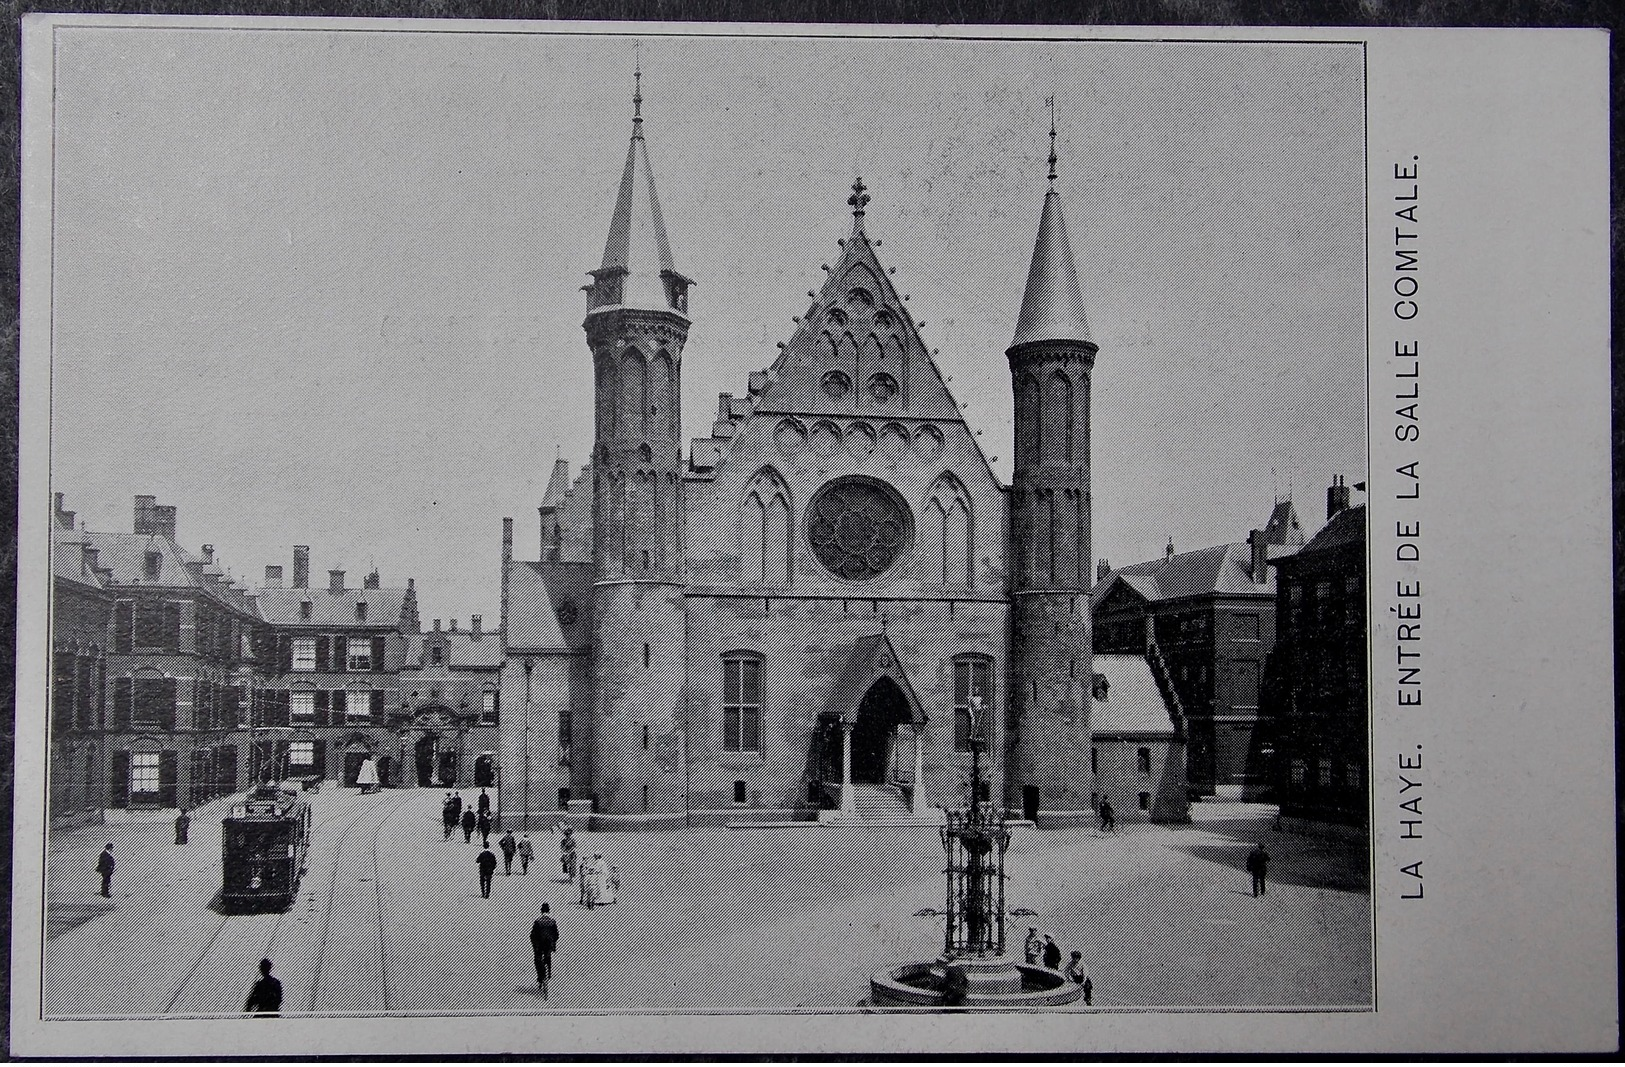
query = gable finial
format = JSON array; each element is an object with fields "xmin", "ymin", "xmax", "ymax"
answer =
[
  {"xmin": 848, "ymin": 177, "xmax": 870, "ymax": 225},
  {"xmin": 1046, "ymin": 95, "xmax": 1058, "ymax": 185},
  {"xmin": 633, "ymin": 44, "xmax": 643, "ymax": 125}
]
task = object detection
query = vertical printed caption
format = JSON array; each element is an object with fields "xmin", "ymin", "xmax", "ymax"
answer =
[{"xmin": 1390, "ymin": 157, "xmax": 1424, "ymax": 901}]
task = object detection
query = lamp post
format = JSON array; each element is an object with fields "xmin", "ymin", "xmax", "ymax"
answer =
[
  {"xmin": 522, "ymin": 659, "xmax": 533, "ymax": 832},
  {"xmin": 940, "ymin": 683, "xmax": 1009, "ymax": 961}
]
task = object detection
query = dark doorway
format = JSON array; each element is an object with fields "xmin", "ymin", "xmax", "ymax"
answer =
[
  {"xmin": 474, "ymin": 753, "xmax": 496, "ymax": 788},
  {"xmin": 1023, "ymin": 785, "xmax": 1040, "ymax": 822},
  {"xmin": 377, "ymin": 755, "xmax": 394, "ymax": 788},
  {"xmin": 343, "ymin": 750, "xmax": 369, "ymax": 788},
  {"xmin": 851, "ymin": 677, "xmax": 911, "ymax": 784},
  {"xmin": 437, "ymin": 749, "xmax": 458, "ymax": 787},
  {"xmin": 414, "ymin": 736, "xmax": 436, "ymax": 788}
]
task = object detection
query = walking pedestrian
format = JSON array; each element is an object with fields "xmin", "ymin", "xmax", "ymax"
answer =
[
  {"xmin": 1064, "ymin": 951, "xmax": 1088, "ymax": 985},
  {"xmin": 583, "ymin": 852, "xmax": 615, "ymax": 907},
  {"xmin": 451, "ymin": 791, "xmax": 464, "ymax": 822},
  {"xmin": 1098, "ymin": 798, "xmax": 1115, "ymax": 833},
  {"xmin": 477, "ymin": 788, "xmax": 491, "ymax": 817},
  {"xmin": 1042, "ymin": 934, "xmax": 1062, "ymax": 970},
  {"xmin": 243, "ymin": 958, "xmax": 283, "ymax": 1015},
  {"xmin": 477, "ymin": 809, "xmax": 493, "ymax": 848},
  {"xmin": 1246, "ymin": 842, "xmax": 1270, "ymax": 897},
  {"xmin": 1081, "ymin": 975, "xmax": 1093, "ymax": 1005},
  {"xmin": 517, "ymin": 834, "xmax": 534, "ymax": 875},
  {"xmin": 499, "ymin": 829, "xmax": 518, "ymax": 875},
  {"xmin": 560, "ymin": 826, "xmax": 578, "ymax": 882},
  {"xmin": 442, "ymin": 794, "xmax": 458, "ymax": 840},
  {"xmin": 477, "ymin": 845, "xmax": 498, "ymax": 898},
  {"xmin": 460, "ymin": 807, "xmax": 476, "ymax": 842},
  {"xmin": 1024, "ymin": 927, "xmax": 1042, "ymax": 965},
  {"xmin": 174, "ymin": 809, "xmax": 191, "ymax": 845},
  {"xmin": 95, "ymin": 844, "xmax": 114, "ymax": 898},
  {"xmin": 530, "ymin": 902, "xmax": 559, "ymax": 998}
]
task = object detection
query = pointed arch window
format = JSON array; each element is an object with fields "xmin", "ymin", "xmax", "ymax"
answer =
[
  {"xmin": 1018, "ymin": 374, "xmax": 1042, "ymax": 467},
  {"xmin": 924, "ymin": 473, "xmax": 974, "ymax": 588},
  {"xmin": 742, "ymin": 468, "xmax": 792, "ymax": 588},
  {"xmin": 1043, "ymin": 370, "xmax": 1074, "ymax": 466}
]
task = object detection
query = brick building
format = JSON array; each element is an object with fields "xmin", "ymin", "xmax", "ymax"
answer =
[
  {"xmin": 497, "ymin": 81, "xmax": 1136, "ymax": 828},
  {"xmin": 50, "ymin": 496, "xmax": 113, "ymax": 827},
  {"xmin": 1089, "ymin": 654, "xmax": 1189, "ymax": 823},
  {"xmin": 399, "ymin": 616, "xmax": 503, "ymax": 792},
  {"xmin": 1267, "ymin": 479, "xmax": 1368, "ymax": 828},
  {"xmin": 253, "ymin": 553, "xmax": 420, "ymax": 789},
  {"xmin": 1091, "ymin": 500, "xmax": 1304, "ymax": 800}
]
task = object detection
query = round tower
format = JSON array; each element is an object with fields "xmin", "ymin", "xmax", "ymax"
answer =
[
  {"xmin": 1006, "ymin": 116, "xmax": 1097, "ymax": 825},
  {"xmin": 583, "ymin": 68, "xmax": 693, "ymax": 824}
]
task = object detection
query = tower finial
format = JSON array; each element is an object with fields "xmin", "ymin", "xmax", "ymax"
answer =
[
  {"xmin": 633, "ymin": 46, "xmax": 643, "ymax": 125},
  {"xmin": 1046, "ymin": 95, "xmax": 1058, "ymax": 184},
  {"xmin": 848, "ymin": 176, "xmax": 870, "ymax": 226}
]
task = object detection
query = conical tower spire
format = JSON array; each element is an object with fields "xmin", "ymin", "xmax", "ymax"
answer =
[
  {"xmin": 1010, "ymin": 107, "xmax": 1092, "ymax": 350},
  {"xmin": 587, "ymin": 64, "xmax": 691, "ymax": 319}
]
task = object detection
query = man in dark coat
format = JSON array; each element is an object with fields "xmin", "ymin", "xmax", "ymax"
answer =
[
  {"xmin": 174, "ymin": 809, "xmax": 191, "ymax": 845},
  {"xmin": 1246, "ymin": 842, "xmax": 1270, "ymax": 897},
  {"xmin": 442, "ymin": 794, "xmax": 458, "ymax": 840},
  {"xmin": 1042, "ymin": 934, "xmax": 1062, "ymax": 970},
  {"xmin": 477, "ymin": 845, "xmax": 498, "ymax": 898},
  {"xmin": 477, "ymin": 809, "xmax": 493, "ymax": 848},
  {"xmin": 96, "ymin": 844, "xmax": 115, "ymax": 897},
  {"xmin": 499, "ymin": 829, "xmax": 518, "ymax": 875},
  {"xmin": 530, "ymin": 902, "xmax": 559, "ymax": 998},
  {"xmin": 477, "ymin": 788, "xmax": 491, "ymax": 816},
  {"xmin": 244, "ymin": 958, "xmax": 283, "ymax": 1015},
  {"xmin": 1098, "ymin": 798, "xmax": 1116, "ymax": 833},
  {"xmin": 460, "ymin": 807, "xmax": 477, "ymax": 842}
]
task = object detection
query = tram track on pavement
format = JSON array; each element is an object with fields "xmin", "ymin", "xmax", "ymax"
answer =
[
  {"xmin": 159, "ymin": 796, "xmax": 397, "ymax": 1016},
  {"xmin": 306, "ymin": 789, "xmax": 413, "ymax": 1014}
]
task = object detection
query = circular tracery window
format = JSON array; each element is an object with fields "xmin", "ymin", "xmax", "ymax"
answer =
[{"xmin": 807, "ymin": 477, "xmax": 911, "ymax": 581}]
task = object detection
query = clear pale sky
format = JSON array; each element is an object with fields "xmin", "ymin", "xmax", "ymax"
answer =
[{"xmin": 46, "ymin": 26, "xmax": 1365, "ymax": 624}]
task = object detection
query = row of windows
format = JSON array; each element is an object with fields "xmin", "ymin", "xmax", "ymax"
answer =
[
  {"xmin": 1091, "ymin": 746, "xmax": 1156, "ymax": 776},
  {"xmin": 1288, "ymin": 757, "xmax": 1365, "ymax": 791},
  {"xmin": 717, "ymin": 653, "xmax": 992, "ymax": 754},
  {"xmin": 1285, "ymin": 575, "xmax": 1364, "ymax": 628},
  {"xmin": 288, "ymin": 635, "xmax": 385, "ymax": 673}
]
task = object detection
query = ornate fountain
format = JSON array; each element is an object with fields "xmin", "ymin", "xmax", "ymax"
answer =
[{"xmin": 869, "ymin": 693, "xmax": 1081, "ymax": 1008}]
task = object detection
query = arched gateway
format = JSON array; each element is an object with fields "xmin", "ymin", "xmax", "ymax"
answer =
[
  {"xmin": 402, "ymin": 704, "xmax": 468, "ymax": 788},
  {"xmin": 818, "ymin": 632, "xmax": 932, "ymax": 818}
]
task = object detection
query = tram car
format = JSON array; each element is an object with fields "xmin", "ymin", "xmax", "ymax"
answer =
[{"xmin": 221, "ymin": 784, "xmax": 312, "ymax": 911}]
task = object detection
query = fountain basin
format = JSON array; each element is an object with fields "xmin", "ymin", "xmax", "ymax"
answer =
[{"xmin": 870, "ymin": 955, "xmax": 1083, "ymax": 1008}]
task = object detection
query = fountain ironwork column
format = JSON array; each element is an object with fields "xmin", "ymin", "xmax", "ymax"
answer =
[{"xmin": 939, "ymin": 692, "xmax": 1010, "ymax": 959}]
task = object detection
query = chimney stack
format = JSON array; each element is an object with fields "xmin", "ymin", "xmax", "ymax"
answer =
[
  {"xmin": 54, "ymin": 493, "xmax": 76, "ymax": 531},
  {"xmin": 364, "ymin": 570, "xmax": 381, "ymax": 590},
  {"xmin": 1165, "ymin": 538, "xmax": 1175, "ymax": 563},
  {"xmin": 433, "ymin": 618, "xmax": 441, "ymax": 632},
  {"xmin": 134, "ymin": 495, "xmax": 157, "ymax": 534},
  {"xmin": 1096, "ymin": 558, "xmax": 1111, "ymax": 584},
  {"xmin": 201, "ymin": 544, "xmax": 215, "ymax": 565},
  {"xmin": 502, "ymin": 517, "xmax": 513, "ymax": 564},
  {"xmin": 450, "ymin": 619, "xmax": 458, "ymax": 633},
  {"xmin": 265, "ymin": 565, "xmax": 284, "ymax": 588},
  {"xmin": 471, "ymin": 615, "xmax": 483, "ymax": 638},
  {"xmin": 1249, "ymin": 529, "xmax": 1269, "ymax": 584},
  {"xmin": 1327, "ymin": 475, "xmax": 1351, "ymax": 521},
  {"xmin": 329, "ymin": 569, "xmax": 345, "ymax": 593},
  {"xmin": 293, "ymin": 546, "xmax": 310, "ymax": 589},
  {"xmin": 152, "ymin": 505, "xmax": 177, "ymax": 541}
]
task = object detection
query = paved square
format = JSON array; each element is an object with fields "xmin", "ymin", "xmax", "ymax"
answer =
[{"xmin": 43, "ymin": 789, "xmax": 1370, "ymax": 1015}]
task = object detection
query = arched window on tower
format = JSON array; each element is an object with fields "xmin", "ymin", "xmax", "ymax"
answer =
[
  {"xmin": 1018, "ymin": 374, "xmax": 1042, "ymax": 467},
  {"xmin": 924, "ymin": 473, "xmax": 973, "ymax": 588},
  {"xmin": 741, "ymin": 467, "xmax": 791, "ymax": 587},
  {"xmin": 620, "ymin": 349, "xmax": 646, "ymax": 440},
  {"xmin": 1044, "ymin": 369, "xmax": 1074, "ymax": 466},
  {"xmin": 651, "ymin": 353, "xmax": 675, "ymax": 437}
]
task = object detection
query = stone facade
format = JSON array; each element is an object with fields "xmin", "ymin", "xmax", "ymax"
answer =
[{"xmin": 497, "ymin": 89, "xmax": 1190, "ymax": 829}]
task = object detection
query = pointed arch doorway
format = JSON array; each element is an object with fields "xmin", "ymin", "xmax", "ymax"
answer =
[
  {"xmin": 818, "ymin": 632, "xmax": 932, "ymax": 818},
  {"xmin": 851, "ymin": 677, "xmax": 911, "ymax": 784}
]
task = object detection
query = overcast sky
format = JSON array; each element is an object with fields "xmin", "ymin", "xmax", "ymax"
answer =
[{"xmin": 46, "ymin": 25, "xmax": 1365, "ymax": 624}]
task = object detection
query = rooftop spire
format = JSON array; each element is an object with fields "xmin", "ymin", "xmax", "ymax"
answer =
[
  {"xmin": 848, "ymin": 177, "xmax": 870, "ymax": 230},
  {"xmin": 589, "ymin": 59, "xmax": 689, "ymax": 318},
  {"xmin": 633, "ymin": 45, "xmax": 643, "ymax": 130},
  {"xmin": 1009, "ymin": 111, "xmax": 1093, "ymax": 350}
]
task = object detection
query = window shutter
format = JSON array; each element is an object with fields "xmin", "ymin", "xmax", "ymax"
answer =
[
  {"xmin": 371, "ymin": 690, "xmax": 385, "ymax": 718},
  {"xmin": 372, "ymin": 636, "xmax": 386, "ymax": 673},
  {"xmin": 273, "ymin": 690, "xmax": 289, "ymax": 728},
  {"xmin": 278, "ymin": 635, "xmax": 292, "ymax": 674},
  {"xmin": 315, "ymin": 636, "xmax": 330, "ymax": 673},
  {"xmin": 113, "ymin": 676, "xmax": 132, "ymax": 731},
  {"xmin": 109, "ymin": 750, "xmax": 130, "ymax": 808},
  {"xmin": 165, "ymin": 602, "xmax": 183, "ymax": 654},
  {"xmin": 312, "ymin": 739, "xmax": 327, "ymax": 779},
  {"xmin": 334, "ymin": 636, "xmax": 348, "ymax": 671},
  {"xmin": 314, "ymin": 690, "xmax": 330, "ymax": 727},
  {"xmin": 159, "ymin": 750, "xmax": 178, "ymax": 808},
  {"xmin": 161, "ymin": 677, "xmax": 178, "ymax": 732},
  {"xmin": 114, "ymin": 602, "xmax": 133, "ymax": 653}
]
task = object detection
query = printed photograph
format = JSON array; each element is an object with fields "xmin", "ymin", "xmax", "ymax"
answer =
[{"xmin": 37, "ymin": 24, "xmax": 1370, "ymax": 1016}]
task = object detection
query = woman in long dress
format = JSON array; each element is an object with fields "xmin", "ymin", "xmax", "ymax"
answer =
[{"xmin": 583, "ymin": 852, "xmax": 615, "ymax": 907}]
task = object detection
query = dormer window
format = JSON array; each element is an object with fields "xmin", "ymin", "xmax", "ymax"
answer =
[
  {"xmin": 355, "ymin": 601, "xmax": 367, "ymax": 623},
  {"xmin": 300, "ymin": 601, "xmax": 312, "ymax": 620},
  {"xmin": 430, "ymin": 644, "xmax": 443, "ymax": 666},
  {"xmin": 144, "ymin": 551, "xmax": 162, "ymax": 580}
]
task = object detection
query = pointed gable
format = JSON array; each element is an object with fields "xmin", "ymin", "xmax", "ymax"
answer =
[{"xmin": 823, "ymin": 631, "xmax": 928, "ymax": 726}]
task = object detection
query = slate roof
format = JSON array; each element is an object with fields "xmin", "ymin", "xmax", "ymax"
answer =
[
  {"xmin": 255, "ymin": 586, "xmax": 411, "ymax": 628},
  {"xmin": 78, "ymin": 530, "xmax": 261, "ymax": 612},
  {"xmin": 589, "ymin": 81, "xmax": 689, "ymax": 318},
  {"xmin": 504, "ymin": 560, "xmax": 592, "ymax": 652},
  {"xmin": 1096, "ymin": 541, "xmax": 1288, "ymax": 606},
  {"xmin": 1289, "ymin": 504, "xmax": 1366, "ymax": 557},
  {"xmin": 1261, "ymin": 499, "xmax": 1307, "ymax": 546},
  {"xmin": 404, "ymin": 631, "xmax": 504, "ymax": 670},
  {"xmin": 1010, "ymin": 182, "xmax": 1094, "ymax": 349},
  {"xmin": 823, "ymin": 631, "xmax": 928, "ymax": 726},
  {"xmin": 51, "ymin": 531, "xmax": 106, "ymax": 592},
  {"xmin": 1091, "ymin": 654, "xmax": 1179, "ymax": 736}
]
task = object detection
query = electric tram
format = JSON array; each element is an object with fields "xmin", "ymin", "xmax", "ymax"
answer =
[{"xmin": 221, "ymin": 783, "xmax": 312, "ymax": 911}]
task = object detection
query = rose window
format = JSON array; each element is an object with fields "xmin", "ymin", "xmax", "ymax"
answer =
[{"xmin": 808, "ymin": 478, "xmax": 911, "ymax": 581}]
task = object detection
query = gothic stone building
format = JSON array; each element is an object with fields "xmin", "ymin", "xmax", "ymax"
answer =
[{"xmin": 498, "ymin": 83, "xmax": 1185, "ymax": 829}]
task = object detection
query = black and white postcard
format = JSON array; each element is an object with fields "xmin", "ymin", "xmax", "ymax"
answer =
[{"xmin": 10, "ymin": 17, "xmax": 1614, "ymax": 1055}]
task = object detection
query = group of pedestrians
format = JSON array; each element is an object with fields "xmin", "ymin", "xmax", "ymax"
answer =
[{"xmin": 1024, "ymin": 927, "xmax": 1094, "ymax": 1005}]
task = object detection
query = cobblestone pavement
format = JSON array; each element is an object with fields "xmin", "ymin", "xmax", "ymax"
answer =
[{"xmin": 41, "ymin": 789, "xmax": 1370, "ymax": 1015}]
